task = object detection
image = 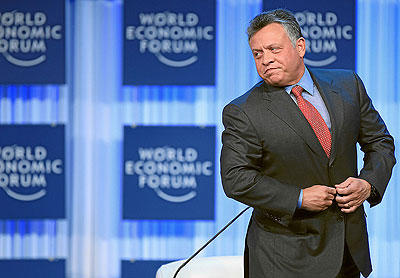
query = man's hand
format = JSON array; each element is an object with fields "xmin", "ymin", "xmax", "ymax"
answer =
[
  {"xmin": 301, "ymin": 185, "xmax": 336, "ymax": 212},
  {"xmin": 335, "ymin": 177, "xmax": 371, "ymax": 213}
]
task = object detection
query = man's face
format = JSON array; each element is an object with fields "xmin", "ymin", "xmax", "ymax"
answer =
[{"xmin": 249, "ymin": 23, "xmax": 306, "ymax": 87}]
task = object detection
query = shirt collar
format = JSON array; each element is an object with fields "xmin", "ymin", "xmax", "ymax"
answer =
[{"xmin": 285, "ymin": 67, "xmax": 314, "ymax": 96}]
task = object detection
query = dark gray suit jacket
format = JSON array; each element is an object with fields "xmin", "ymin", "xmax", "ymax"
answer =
[{"xmin": 220, "ymin": 68, "xmax": 395, "ymax": 278}]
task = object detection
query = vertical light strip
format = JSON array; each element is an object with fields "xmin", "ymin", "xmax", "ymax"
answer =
[
  {"xmin": 70, "ymin": 1, "xmax": 96, "ymax": 277},
  {"xmin": 92, "ymin": 1, "xmax": 122, "ymax": 278}
]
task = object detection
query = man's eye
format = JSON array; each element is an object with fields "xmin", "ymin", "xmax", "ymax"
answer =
[{"xmin": 253, "ymin": 52, "xmax": 261, "ymax": 58}]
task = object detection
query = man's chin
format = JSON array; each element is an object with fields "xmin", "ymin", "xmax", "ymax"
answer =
[{"xmin": 263, "ymin": 76, "xmax": 284, "ymax": 87}]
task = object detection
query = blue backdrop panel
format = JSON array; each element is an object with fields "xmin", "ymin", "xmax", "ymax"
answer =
[
  {"xmin": 263, "ymin": 0, "xmax": 355, "ymax": 69},
  {"xmin": 121, "ymin": 260, "xmax": 171, "ymax": 278},
  {"xmin": 0, "ymin": 0, "xmax": 65, "ymax": 84},
  {"xmin": 0, "ymin": 124, "xmax": 65, "ymax": 219},
  {"xmin": 123, "ymin": 126, "xmax": 215, "ymax": 220},
  {"xmin": 0, "ymin": 259, "xmax": 65, "ymax": 278},
  {"xmin": 123, "ymin": 0, "xmax": 216, "ymax": 85}
]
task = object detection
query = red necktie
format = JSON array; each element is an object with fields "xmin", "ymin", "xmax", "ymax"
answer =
[{"xmin": 291, "ymin": 85, "xmax": 331, "ymax": 158}]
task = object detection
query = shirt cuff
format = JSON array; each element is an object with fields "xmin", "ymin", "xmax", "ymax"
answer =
[
  {"xmin": 367, "ymin": 185, "xmax": 380, "ymax": 206},
  {"xmin": 297, "ymin": 189, "xmax": 303, "ymax": 208}
]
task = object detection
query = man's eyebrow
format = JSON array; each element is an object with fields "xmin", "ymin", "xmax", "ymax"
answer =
[
  {"xmin": 251, "ymin": 44, "xmax": 270, "ymax": 51},
  {"xmin": 252, "ymin": 43, "xmax": 281, "ymax": 51},
  {"xmin": 266, "ymin": 43, "xmax": 281, "ymax": 48}
]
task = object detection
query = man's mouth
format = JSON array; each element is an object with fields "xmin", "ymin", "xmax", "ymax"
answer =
[{"xmin": 264, "ymin": 68, "xmax": 278, "ymax": 74}]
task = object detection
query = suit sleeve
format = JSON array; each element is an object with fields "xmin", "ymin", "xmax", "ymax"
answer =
[
  {"xmin": 220, "ymin": 103, "xmax": 301, "ymax": 223},
  {"xmin": 353, "ymin": 72, "xmax": 396, "ymax": 207}
]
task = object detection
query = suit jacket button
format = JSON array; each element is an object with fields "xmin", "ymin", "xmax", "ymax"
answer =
[{"xmin": 337, "ymin": 215, "xmax": 344, "ymax": 222}]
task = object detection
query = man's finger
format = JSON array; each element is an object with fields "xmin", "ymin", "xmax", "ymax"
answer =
[
  {"xmin": 338, "ymin": 201, "xmax": 353, "ymax": 208},
  {"xmin": 341, "ymin": 205, "xmax": 357, "ymax": 213},
  {"xmin": 335, "ymin": 194, "xmax": 352, "ymax": 204},
  {"xmin": 326, "ymin": 187, "xmax": 337, "ymax": 195},
  {"xmin": 335, "ymin": 177, "xmax": 352, "ymax": 188},
  {"xmin": 326, "ymin": 194, "xmax": 335, "ymax": 201},
  {"xmin": 335, "ymin": 184, "xmax": 353, "ymax": 195}
]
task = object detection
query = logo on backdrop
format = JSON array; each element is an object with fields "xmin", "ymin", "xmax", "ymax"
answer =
[
  {"xmin": 126, "ymin": 12, "xmax": 213, "ymax": 68},
  {"xmin": 0, "ymin": 0, "xmax": 65, "ymax": 84},
  {"xmin": 0, "ymin": 125, "xmax": 65, "ymax": 219},
  {"xmin": 125, "ymin": 146, "xmax": 212, "ymax": 203},
  {"xmin": 0, "ymin": 145, "xmax": 62, "ymax": 201},
  {"xmin": 123, "ymin": 126, "xmax": 215, "ymax": 220},
  {"xmin": 123, "ymin": 0, "xmax": 216, "ymax": 85},
  {"xmin": 0, "ymin": 11, "xmax": 62, "ymax": 67},
  {"xmin": 263, "ymin": 0, "xmax": 355, "ymax": 69}
]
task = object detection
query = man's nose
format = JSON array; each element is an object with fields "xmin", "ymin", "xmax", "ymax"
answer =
[{"xmin": 262, "ymin": 52, "xmax": 273, "ymax": 65}]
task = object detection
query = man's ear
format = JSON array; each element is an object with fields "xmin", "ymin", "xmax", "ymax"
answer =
[{"xmin": 296, "ymin": 37, "xmax": 306, "ymax": 58}]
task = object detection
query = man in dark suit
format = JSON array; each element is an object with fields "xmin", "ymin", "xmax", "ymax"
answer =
[{"xmin": 220, "ymin": 9, "xmax": 395, "ymax": 278}]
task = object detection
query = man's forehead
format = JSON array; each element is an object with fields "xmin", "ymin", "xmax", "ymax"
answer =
[
  {"xmin": 257, "ymin": 23, "xmax": 286, "ymax": 35},
  {"xmin": 249, "ymin": 23, "xmax": 288, "ymax": 46}
]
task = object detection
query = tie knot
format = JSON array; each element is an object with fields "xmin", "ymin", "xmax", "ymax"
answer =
[{"xmin": 291, "ymin": 85, "xmax": 303, "ymax": 98}]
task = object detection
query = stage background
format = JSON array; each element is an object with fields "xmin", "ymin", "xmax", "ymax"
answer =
[{"xmin": 0, "ymin": 0, "xmax": 399, "ymax": 277}]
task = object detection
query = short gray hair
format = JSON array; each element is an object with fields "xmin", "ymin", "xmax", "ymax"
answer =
[{"xmin": 247, "ymin": 9, "xmax": 303, "ymax": 47}]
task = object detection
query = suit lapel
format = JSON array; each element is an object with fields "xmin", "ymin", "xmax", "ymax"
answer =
[
  {"xmin": 309, "ymin": 70, "xmax": 344, "ymax": 164},
  {"xmin": 260, "ymin": 83, "xmax": 328, "ymax": 160}
]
